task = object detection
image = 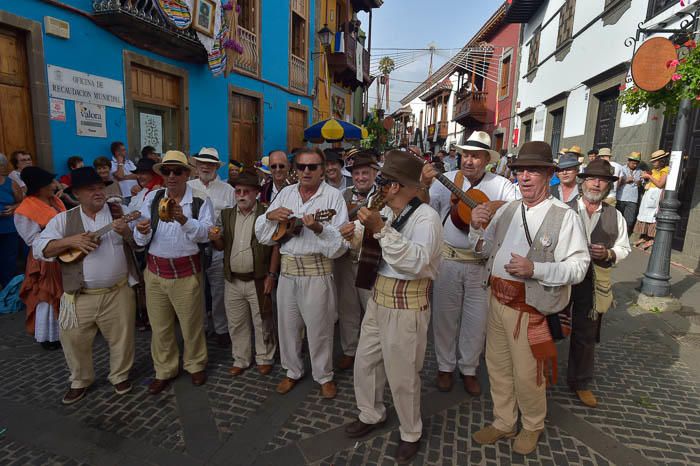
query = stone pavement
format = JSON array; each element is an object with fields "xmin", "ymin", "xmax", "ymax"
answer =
[{"xmin": 1, "ymin": 249, "xmax": 699, "ymax": 465}]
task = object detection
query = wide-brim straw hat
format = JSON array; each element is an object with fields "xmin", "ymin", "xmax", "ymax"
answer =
[
  {"xmin": 577, "ymin": 159, "xmax": 618, "ymax": 181},
  {"xmin": 598, "ymin": 147, "xmax": 612, "ymax": 157},
  {"xmin": 455, "ymin": 131, "xmax": 500, "ymax": 163},
  {"xmin": 627, "ymin": 151, "xmax": 642, "ymax": 161},
  {"xmin": 192, "ymin": 147, "xmax": 224, "ymax": 166},
  {"xmin": 380, "ymin": 150, "xmax": 423, "ymax": 188},
  {"xmin": 153, "ymin": 150, "xmax": 193, "ymax": 176},
  {"xmin": 508, "ymin": 141, "xmax": 556, "ymax": 168},
  {"xmin": 650, "ymin": 149, "xmax": 670, "ymax": 162},
  {"xmin": 566, "ymin": 145, "xmax": 583, "ymax": 156}
]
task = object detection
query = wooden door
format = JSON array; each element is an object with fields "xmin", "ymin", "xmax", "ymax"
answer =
[
  {"xmin": 0, "ymin": 27, "xmax": 35, "ymax": 161},
  {"xmin": 287, "ymin": 107, "xmax": 307, "ymax": 152},
  {"xmin": 550, "ymin": 109, "xmax": 564, "ymax": 155},
  {"xmin": 494, "ymin": 133, "xmax": 504, "ymax": 153},
  {"xmin": 593, "ymin": 89, "xmax": 619, "ymax": 150},
  {"xmin": 231, "ymin": 92, "xmax": 260, "ymax": 166}
]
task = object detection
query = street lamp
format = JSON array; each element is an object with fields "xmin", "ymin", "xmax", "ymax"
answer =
[{"xmin": 317, "ymin": 24, "xmax": 333, "ymax": 49}]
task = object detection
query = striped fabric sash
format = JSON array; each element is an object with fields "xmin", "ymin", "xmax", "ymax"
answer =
[
  {"xmin": 281, "ymin": 254, "xmax": 333, "ymax": 277},
  {"xmin": 441, "ymin": 243, "xmax": 484, "ymax": 263},
  {"xmin": 372, "ymin": 275, "xmax": 432, "ymax": 311}
]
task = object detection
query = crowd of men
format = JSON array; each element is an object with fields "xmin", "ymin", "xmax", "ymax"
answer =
[{"xmin": 4, "ymin": 131, "xmax": 643, "ymax": 463}]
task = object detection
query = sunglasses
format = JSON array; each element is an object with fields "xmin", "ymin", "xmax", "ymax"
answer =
[
  {"xmin": 296, "ymin": 163, "xmax": 320, "ymax": 172},
  {"xmin": 270, "ymin": 164, "xmax": 287, "ymax": 170},
  {"xmin": 161, "ymin": 168, "xmax": 185, "ymax": 177}
]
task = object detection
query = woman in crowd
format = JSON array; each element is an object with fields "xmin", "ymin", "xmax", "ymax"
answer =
[
  {"xmin": 0, "ymin": 153, "xmax": 23, "ymax": 288},
  {"xmin": 14, "ymin": 167, "xmax": 66, "ymax": 350},
  {"xmin": 94, "ymin": 156, "xmax": 124, "ymax": 199},
  {"xmin": 633, "ymin": 150, "xmax": 670, "ymax": 250}
]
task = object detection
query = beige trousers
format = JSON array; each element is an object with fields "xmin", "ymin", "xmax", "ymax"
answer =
[
  {"xmin": 145, "ymin": 269, "xmax": 208, "ymax": 379},
  {"xmin": 334, "ymin": 254, "xmax": 371, "ymax": 357},
  {"xmin": 485, "ymin": 294, "xmax": 546, "ymax": 432},
  {"xmin": 277, "ymin": 273, "xmax": 336, "ymax": 384},
  {"xmin": 354, "ymin": 297, "xmax": 430, "ymax": 443},
  {"xmin": 60, "ymin": 284, "xmax": 135, "ymax": 389},
  {"xmin": 224, "ymin": 278, "xmax": 276, "ymax": 367}
]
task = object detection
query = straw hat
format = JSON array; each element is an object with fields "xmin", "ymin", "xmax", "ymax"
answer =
[
  {"xmin": 650, "ymin": 149, "xmax": 670, "ymax": 162},
  {"xmin": 598, "ymin": 147, "xmax": 612, "ymax": 157},
  {"xmin": 192, "ymin": 147, "xmax": 224, "ymax": 166},
  {"xmin": 627, "ymin": 151, "xmax": 641, "ymax": 162},
  {"xmin": 455, "ymin": 131, "xmax": 500, "ymax": 163},
  {"xmin": 153, "ymin": 150, "xmax": 192, "ymax": 176}
]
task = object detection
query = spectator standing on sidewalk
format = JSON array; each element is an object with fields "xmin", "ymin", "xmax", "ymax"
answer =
[{"xmin": 616, "ymin": 152, "xmax": 643, "ymax": 235}]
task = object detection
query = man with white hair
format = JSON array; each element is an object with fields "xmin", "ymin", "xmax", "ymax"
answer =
[{"xmin": 188, "ymin": 147, "xmax": 235, "ymax": 346}]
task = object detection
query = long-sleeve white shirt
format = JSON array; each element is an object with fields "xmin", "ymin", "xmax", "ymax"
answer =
[
  {"xmin": 471, "ymin": 197, "xmax": 590, "ymax": 286},
  {"xmin": 429, "ymin": 170, "xmax": 518, "ymax": 249},
  {"xmin": 255, "ymin": 181, "xmax": 348, "ymax": 259},
  {"xmin": 14, "ymin": 214, "xmax": 42, "ymax": 247},
  {"xmin": 35, "ymin": 205, "xmax": 136, "ymax": 288},
  {"xmin": 188, "ymin": 176, "xmax": 235, "ymax": 220},
  {"xmin": 133, "ymin": 186, "xmax": 214, "ymax": 258},
  {"xmin": 576, "ymin": 198, "xmax": 630, "ymax": 264}
]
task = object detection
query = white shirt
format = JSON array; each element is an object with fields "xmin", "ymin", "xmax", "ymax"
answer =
[
  {"xmin": 255, "ymin": 181, "xmax": 348, "ymax": 259},
  {"xmin": 327, "ymin": 177, "xmax": 349, "ymax": 191},
  {"xmin": 9, "ymin": 170, "xmax": 26, "ymax": 189},
  {"xmin": 471, "ymin": 197, "xmax": 589, "ymax": 286},
  {"xmin": 134, "ymin": 186, "xmax": 214, "ymax": 258},
  {"xmin": 14, "ymin": 214, "xmax": 42, "ymax": 247},
  {"xmin": 35, "ymin": 205, "xmax": 136, "ymax": 288},
  {"xmin": 576, "ymin": 198, "xmax": 630, "ymax": 264},
  {"xmin": 188, "ymin": 176, "xmax": 235, "ymax": 220},
  {"xmin": 607, "ymin": 161, "xmax": 623, "ymax": 200},
  {"xmin": 110, "ymin": 158, "xmax": 138, "ymax": 197},
  {"xmin": 617, "ymin": 165, "xmax": 642, "ymax": 203},
  {"xmin": 443, "ymin": 155, "xmax": 459, "ymax": 172},
  {"xmin": 430, "ymin": 170, "xmax": 517, "ymax": 249}
]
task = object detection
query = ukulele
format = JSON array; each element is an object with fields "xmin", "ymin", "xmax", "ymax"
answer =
[
  {"xmin": 355, "ymin": 191, "xmax": 387, "ymax": 290},
  {"xmin": 408, "ymin": 151, "xmax": 505, "ymax": 231},
  {"xmin": 272, "ymin": 209, "xmax": 337, "ymax": 244},
  {"xmin": 57, "ymin": 210, "xmax": 141, "ymax": 264}
]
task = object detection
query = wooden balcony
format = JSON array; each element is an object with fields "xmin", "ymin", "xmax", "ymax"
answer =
[
  {"xmin": 233, "ymin": 25, "xmax": 259, "ymax": 75},
  {"xmin": 290, "ymin": 54, "xmax": 308, "ymax": 93},
  {"xmin": 453, "ymin": 91, "xmax": 488, "ymax": 126},
  {"xmin": 92, "ymin": 0, "xmax": 206, "ymax": 63},
  {"xmin": 426, "ymin": 121, "xmax": 449, "ymax": 141},
  {"xmin": 327, "ymin": 34, "xmax": 371, "ymax": 90}
]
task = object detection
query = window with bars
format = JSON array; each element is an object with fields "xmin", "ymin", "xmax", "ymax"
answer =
[
  {"xmin": 291, "ymin": 12, "xmax": 306, "ymax": 59},
  {"xmin": 499, "ymin": 55, "xmax": 511, "ymax": 98},
  {"xmin": 527, "ymin": 28, "xmax": 540, "ymax": 73},
  {"xmin": 646, "ymin": 0, "xmax": 678, "ymax": 20},
  {"xmin": 557, "ymin": 0, "xmax": 576, "ymax": 48},
  {"xmin": 237, "ymin": 0, "xmax": 257, "ymax": 33}
]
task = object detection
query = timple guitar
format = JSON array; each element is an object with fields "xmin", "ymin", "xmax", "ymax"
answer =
[
  {"xmin": 57, "ymin": 210, "xmax": 141, "ymax": 264},
  {"xmin": 355, "ymin": 191, "xmax": 386, "ymax": 290},
  {"xmin": 272, "ymin": 209, "xmax": 337, "ymax": 244}
]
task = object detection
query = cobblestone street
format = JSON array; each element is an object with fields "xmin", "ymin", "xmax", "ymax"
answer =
[{"xmin": 1, "ymin": 249, "xmax": 699, "ymax": 466}]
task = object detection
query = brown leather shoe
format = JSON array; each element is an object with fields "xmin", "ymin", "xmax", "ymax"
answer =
[
  {"xmin": 148, "ymin": 378, "xmax": 173, "ymax": 395},
  {"xmin": 228, "ymin": 366, "xmax": 247, "ymax": 376},
  {"xmin": 320, "ymin": 381, "xmax": 337, "ymax": 399},
  {"xmin": 114, "ymin": 380, "xmax": 133, "ymax": 395},
  {"xmin": 276, "ymin": 377, "xmax": 298, "ymax": 394},
  {"xmin": 576, "ymin": 390, "xmax": 598, "ymax": 408},
  {"xmin": 396, "ymin": 438, "xmax": 421, "ymax": 464},
  {"xmin": 345, "ymin": 418, "xmax": 387, "ymax": 438},
  {"xmin": 337, "ymin": 354, "xmax": 355, "ymax": 371},
  {"xmin": 191, "ymin": 371, "xmax": 207, "ymax": 386},
  {"xmin": 436, "ymin": 371, "xmax": 453, "ymax": 392},
  {"xmin": 257, "ymin": 364, "xmax": 273, "ymax": 375},
  {"xmin": 463, "ymin": 374, "xmax": 482, "ymax": 396},
  {"xmin": 61, "ymin": 387, "xmax": 87, "ymax": 405}
]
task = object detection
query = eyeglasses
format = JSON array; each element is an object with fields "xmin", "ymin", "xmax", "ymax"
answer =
[
  {"xmin": 296, "ymin": 163, "xmax": 320, "ymax": 172},
  {"xmin": 161, "ymin": 168, "xmax": 185, "ymax": 177},
  {"xmin": 376, "ymin": 175, "xmax": 400, "ymax": 187},
  {"xmin": 270, "ymin": 164, "xmax": 287, "ymax": 170}
]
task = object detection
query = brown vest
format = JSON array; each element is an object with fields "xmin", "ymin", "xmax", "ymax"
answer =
[
  {"xmin": 588, "ymin": 202, "xmax": 619, "ymax": 269},
  {"xmin": 221, "ymin": 202, "xmax": 272, "ymax": 282},
  {"xmin": 60, "ymin": 204, "xmax": 140, "ymax": 293}
]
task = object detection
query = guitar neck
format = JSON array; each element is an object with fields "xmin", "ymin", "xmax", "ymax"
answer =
[
  {"xmin": 92, "ymin": 223, "xmax": 115, "ymax": 239},
  {"xmin": 435, "ymin": 173, "xmax": 478, "ymax": 209}
]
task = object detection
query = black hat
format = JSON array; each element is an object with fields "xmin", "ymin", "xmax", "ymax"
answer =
[
  {"xmin": 131, "ymin": 157, "xmax": 157, "ymax": 174},
  {"xmin": 21, "ymin": 166, "xmax": 56, "ymax": 196},
  {"xmin": 68, "ymin": 167, "xmax": 112, "ymax": 192},
  {"xmin": 324, "ymin": 149, "xmax": 344, "ymax": 166}
]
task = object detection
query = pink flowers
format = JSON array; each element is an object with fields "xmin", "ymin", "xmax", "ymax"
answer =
[
  {"xmin": 223, "ymin": 38, "xmax": 244, "ymax": 53},
  {"xmin": 672, "ymin": 73, "xmax": 683, "ymax": 81},
  {"xmin": 667, "ymin": 59, "xmax": 680, "ymax": 68}
]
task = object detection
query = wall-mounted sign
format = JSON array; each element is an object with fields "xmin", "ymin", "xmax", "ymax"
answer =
[
  {"xmin": 140, "ymin": 112, "xmax": 163, "ymax": 154},
  {"xmin": 75, "ymin": 102, "xmax": 106, "ymax": 138},
  {"xmin": 48, "ymin": 65, "xmax": 124, "ymax": 108},
  {"xmin": 631, "ymin": 37, "xmax": 677, "ymax": 92},
  {"xmin": 49, "ymin": 98, "xmax": 66, "ymax": 121},
  {"xmin": 44, "ymin": 16, "xmax": 70, "ymax": 39}
]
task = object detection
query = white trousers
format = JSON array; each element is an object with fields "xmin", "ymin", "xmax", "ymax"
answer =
[
  {"xmin": 334, "ymin": 254, "xmax": 371, "ymax": 356},
  {"xmin": 354, "ymin": 297, "xmax": 430, "ymax": 442},
  {"xmin": 432, "ymin": 259, "xmax": 488, "ymax": 375},
  {"xmin": 205, "ymin": 251, "xmax": 228, "ymax": 334},
  {"xmin": 277, "ymin": 274, "xmax": 337, "ymax": 384}
]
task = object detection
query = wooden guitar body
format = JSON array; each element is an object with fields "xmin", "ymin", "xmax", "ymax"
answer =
[
  {"xmin": 355, "ymin": 191, "xmax": 386, "ymax": 290},
  {"xmin": 272, "ymin": 209, "xmax": 336, "ymax": 244}
]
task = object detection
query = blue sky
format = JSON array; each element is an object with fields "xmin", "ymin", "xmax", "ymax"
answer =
[{"xmin": 359, "ymin": 0, "xmax": 504, "ymax": 112}]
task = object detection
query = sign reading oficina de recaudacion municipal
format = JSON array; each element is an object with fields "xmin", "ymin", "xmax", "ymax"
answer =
[{"xmin": 47, "ymin": 65, "xmax": 124, "ymax": 109}]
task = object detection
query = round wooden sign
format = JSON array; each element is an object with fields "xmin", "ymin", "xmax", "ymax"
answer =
[
  {"xmin": 631, "ymin": 37, "xmax": 678, "ymax": 92},
  {"xmin": 382, "ymin": 117, "xmax": 395, "ymax": 130}
]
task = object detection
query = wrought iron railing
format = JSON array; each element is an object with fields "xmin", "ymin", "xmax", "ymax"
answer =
[
  {"xmin": 93, "ymin": 0, "xmax": 200, "ymax": 41},
  {"xmin": 234, "ymin": 25, "xmax": 259, "ymax": 75},
  {"xmin": 290, "ymin": 54, "xmax": 307, "ymax": 92}
]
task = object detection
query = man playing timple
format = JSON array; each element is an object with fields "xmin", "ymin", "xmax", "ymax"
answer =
[
  {"xmin": 324, "ymin": 149, "xmax": 348, "ymax": 191},
  {"xmin": 255, "ymin": 148, "xmax": 348, "ymax": 398},
  {"xmin": 342, "ymin": 150, "xmax": 442, "ymax": 464},
  {"xmin": 569, "ymin": 159, "xmax": 630, "ymax": 408},
  {"xmin": 36, "ymin": 167, "xmax": 139, "ymax": 405},
  {"xmin": 422, "ymin": 131, "xmax": 517, "ymax": 395},
  {"xmin": 188, "ymin": 147, "xmax": 235, "ymax": 346},
  {"xmin": 134, "ymin": 150, "xmax": 214, "ymax": 394},
  {"xmin": 550, "ymin": 151, "xmax": 581, "ymax": 205},
  {"xmin": 616, "ymin": 152, "xmax": 643, "ymax": 234},
  {"xmin": 261, "ymin": 150, "xmax": 290, "ymax": 203},
  {"xmin": 469, "ymin": 141, "xmax": 589, "ymax": 455}
]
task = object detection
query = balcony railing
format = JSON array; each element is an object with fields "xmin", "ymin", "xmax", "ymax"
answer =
[
  {"xmin": 327, "ymin": 33, "xmax": 371, "ymax": 89},
  {"xmin": 453, "ymin": 91, "xmax": 488, "ymax": 125},
  {"xmin": 234, "ymin": 25, "xmax": 259, "ymax": 75},
  {"xmin": 290, "ymin": 54, "xmax": 307, "ymax": 93},
  {"xmin": 427, "ymin": 121, "xmax": 449, "ymax": 140},
  {"xmin": 92, "ymin": 0, "xmax": 207, "ymax": 63}
]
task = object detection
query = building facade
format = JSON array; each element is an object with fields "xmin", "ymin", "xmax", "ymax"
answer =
[{"xmin": 0, "ymin": 0, "xmax": 316, "ymax": 176}]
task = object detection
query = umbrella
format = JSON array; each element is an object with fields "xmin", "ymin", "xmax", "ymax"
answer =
[{"xmin": 303, "ymin": 118, "xmax": 369, "ymax": 143}]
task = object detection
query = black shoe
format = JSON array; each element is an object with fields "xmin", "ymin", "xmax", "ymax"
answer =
[
  {"xmin": 345, "ymin": 418, "xmax": 387, "ymax": 438},
  {"xmin": 41, "ymin": 341, "xmax": 61, "ymax": 351},
  {"xmin": 396, "ymin": 438, "xmax": 421, "ymax": 464},
  {"xmin": 216, "ymin": 333, "xmax": 231, "ymax": 348}
]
